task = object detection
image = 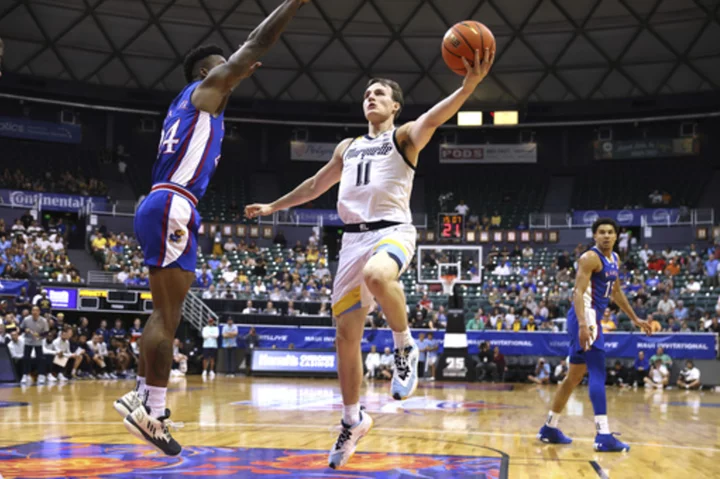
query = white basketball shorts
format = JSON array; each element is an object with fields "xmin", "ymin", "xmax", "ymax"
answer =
[{"xmin": 331, "ymin": 224, "xmax": 416, "ymax": 317}]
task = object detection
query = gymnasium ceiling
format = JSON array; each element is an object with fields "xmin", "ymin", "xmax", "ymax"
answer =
[{"xmin": 1, "ymin": 0, "xmax": 719, "ymax": 105}]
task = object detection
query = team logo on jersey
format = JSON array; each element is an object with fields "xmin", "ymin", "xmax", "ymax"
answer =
[
  {"xmin": 169, "ymin": 229, "xmax": 185, "ymax": 243},
  {"xmin": 179, "ymin": 100, "xmax": 189, "ymax": 110},
  {"xmin": 346, "ymin": 142, "xmax": 393, "ymax": 160}
]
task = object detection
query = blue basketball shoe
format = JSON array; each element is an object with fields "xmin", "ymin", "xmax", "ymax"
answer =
[
  {"xmin": 594, "ymin": 433, "xmax": 630, "ymax": 452},
  {"xmin": 537, "ymin": 425, "xmax": 573, "ymax": 444},
  {"xmin": 391, "ymin": 343, "xmax": 419, "ymax": 400}
]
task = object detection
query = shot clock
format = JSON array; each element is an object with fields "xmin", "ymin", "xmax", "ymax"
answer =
[{"xmin": 438, "ymin": 213, "xmax": 465, "ymax": 240}]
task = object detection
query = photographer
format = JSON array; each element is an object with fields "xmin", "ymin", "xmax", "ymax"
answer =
[
  {"xmin": 676, "ymin": 360, "xmax": 701, "ymax": 390},
  {"xmin": 528, "ymin": 357, "xmax": 551, "ymax": 385}
]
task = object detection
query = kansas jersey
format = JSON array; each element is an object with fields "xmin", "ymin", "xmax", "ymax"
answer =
[
  {"xmin": 150, "ymin": 80, "xmax": 225, "ymax": 201},
  {"xmin": 337, "ymin": 129, "xmax": 415, "ymax": 225},
  {"xmin": 566, "ymin": 247, "xmax": 619, "ymax": 360},
  {"xmin": 134, "ymin": 81, "xmax": 224, "ymax": 272}
]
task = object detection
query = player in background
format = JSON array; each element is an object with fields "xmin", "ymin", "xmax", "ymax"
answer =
[
  {"xmin": 246, "ymin": 48, "xmax": 494, "ymax": 469},
  {"xmin": 113, "ymin": 0, "xmax": 309, "ymax": 456},
  {"xmin": 538, "ymin": 218, "xmax": 653, "ymax": 452}
]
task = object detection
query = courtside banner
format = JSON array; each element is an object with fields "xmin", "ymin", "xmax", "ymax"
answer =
[
  {"xmin": 0, "ymin": 189, "xmax": 108, "ymax": 212},
  {"xmin": 0, "ymin": 280, "xmax": 29, "ymax": 296},
  {"xmin": 0, "ymin": 116, "xmax": 82, "ymax": 144},
  {"xmin": 231, "ymin": 327, "xmax": 717, "ymax": 359},
  {"xmin": 439, "ymin": 143, "xmax": 537, "ymax": 164},
  {"xmin": 290, "ymin": 141, "xmax": 336, "ymax": 162},
  {"xmin": 251, "ymin": 349, "xmax": 337, "ymax": 373}
]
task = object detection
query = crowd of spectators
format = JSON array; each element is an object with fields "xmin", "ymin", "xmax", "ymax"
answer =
[
  {"xmin": 0, "ymin": 168, "xmax": 108, "ymax": 197},
  {"xmin": 0, "ymin": 213, "xmax": 81, "ymax": 283}
]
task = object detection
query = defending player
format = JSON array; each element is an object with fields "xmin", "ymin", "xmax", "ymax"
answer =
[
  {"xmin": 246, "ymin": 48, "xmax": 494, "ymax": 469},
  {"xmin": 537, "ymin": 218, "xmax": 653, "ymax": 452},
  {"xmin": 113, "ymin": 0, "xmax": 309, "ymax": 456}
]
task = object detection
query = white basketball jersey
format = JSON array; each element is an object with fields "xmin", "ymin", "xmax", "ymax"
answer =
[{"xmin": 337, "ymin": 129, "xmax": 415, "ymax": 224}]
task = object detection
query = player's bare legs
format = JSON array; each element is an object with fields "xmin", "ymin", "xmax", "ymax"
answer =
[
  {"xmin": 363, "ymin": 252, "xmax": 419, "ymax": 401},
  {"xmin": 550, "ymin": 363, "xmax": 587, "ymax": 414},
  {"xmin": 329, "ymin": 306, "xmax": 374, "ymax": 469},
  {"xmin": 336, "ymin": 307, "xmax": 370, "ymax": 406}
]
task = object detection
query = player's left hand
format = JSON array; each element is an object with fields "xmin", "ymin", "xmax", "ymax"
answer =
[
  {"xmin": 633, "ymin": 318, "xmax": 653, "ymax": 335},
  {"xmin": 461, "ymin": 48, "xmax": 494, "ymax": 92},
  {"xmin": 239, "ymin": 62, "xmax": 262, "ymax": 79}
]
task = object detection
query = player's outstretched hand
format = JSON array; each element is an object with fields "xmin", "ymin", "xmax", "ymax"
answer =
[
  {"xmin": 245, "ymin": 203, "xmax": 274, "ymax": 219},
  {"xmin": 461, "ymin": 48, "xmax": 494, "ymax": 92},
  {"xmin": 633, "ymin": 318, "xmax": 653, "ymax": 335}
]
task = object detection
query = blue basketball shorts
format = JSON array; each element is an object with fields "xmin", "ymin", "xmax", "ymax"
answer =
[{"xmin": 566, "ymin": 308, "xmax": 605, "ymax": 364}]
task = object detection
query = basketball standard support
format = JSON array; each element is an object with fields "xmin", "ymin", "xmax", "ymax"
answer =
[{"xmin": 436, "ymin": 285, "xmax": 474, "ymax": 381}]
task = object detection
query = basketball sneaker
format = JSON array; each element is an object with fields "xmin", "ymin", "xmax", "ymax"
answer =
[
  {"xmin": 593, "ymin": 433, "xmax": 630, "ymax": 452},
  {"xmin": 537, "ymin": 425, "xmax": 572, "ymax": 444},
  {"xmin": 124, "ymin": 405, "xmax": 183, "ymax": 456},
  {"xmin": 391, "ymin": 343, "xmax": 419, "ymax": 400},
  {"xmin": 328, "ymin": 410, "xmax": 373, "ymax": 469},
  {"xmin": 114, "ymin": 390, "xmax": 142, "ymax": 418}
]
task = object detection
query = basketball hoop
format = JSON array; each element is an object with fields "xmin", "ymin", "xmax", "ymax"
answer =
[{"xmin": 442, "ymin": 274, "xmax": 457, "ymax": 295}]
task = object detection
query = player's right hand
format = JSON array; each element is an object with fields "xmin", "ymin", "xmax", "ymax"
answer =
[
  {"xmin": 578, "ymin": 324, "xmax": 591, "ymax": 351},
  {"xmin": 245, "ymin": 203, "xmax": 273, "ymax": 219}
]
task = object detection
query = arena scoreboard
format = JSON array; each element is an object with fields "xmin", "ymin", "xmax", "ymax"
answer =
[{"xmin": 438, "ymin": 213, "xmax": 465, "ymax": 240}]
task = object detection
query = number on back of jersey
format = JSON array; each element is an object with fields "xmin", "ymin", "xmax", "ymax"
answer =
[{"xmin": 159, "ymin": 119, "xmax": 181, "ymax": 155}]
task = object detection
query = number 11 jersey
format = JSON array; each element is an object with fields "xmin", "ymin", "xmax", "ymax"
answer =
[
  {"xmin": 151, "ymin": 80, "xmax": 225, "ymax": 202},
  {"xmin": 337, "ymin": 129, "xmax": 415, "ymax": 225}
]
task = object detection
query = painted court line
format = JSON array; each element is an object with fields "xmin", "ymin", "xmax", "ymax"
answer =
[{"xmin": 2, "ymin": 420, "xmax": 719, "ymax": 453}]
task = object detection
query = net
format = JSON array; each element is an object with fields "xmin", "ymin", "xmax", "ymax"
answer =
[{"xmin": 441, "ymin": 275, "xmax": 457, "ymax": 295}]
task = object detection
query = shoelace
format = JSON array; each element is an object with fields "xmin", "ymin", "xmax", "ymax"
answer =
[
  {"xmin": 160, "ymin": 419, "xmax": 184, "ymax": 441},
  {"xmin": 394, "ymin": 348, "xmax": 410, "ymax": 380},
  {"xmin": 334, "ymin": 426, "xmax": 352, "ymax": 450}
]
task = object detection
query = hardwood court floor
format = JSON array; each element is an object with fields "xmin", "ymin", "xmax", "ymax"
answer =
[{"xmin": 0, "ymin": 376, "xmax": 718, "ymax": 478}]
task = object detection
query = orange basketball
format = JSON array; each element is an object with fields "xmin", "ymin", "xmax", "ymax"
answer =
[{"xmin": 442, "ymin": 21, "xmax": 496, "ymax": 76}]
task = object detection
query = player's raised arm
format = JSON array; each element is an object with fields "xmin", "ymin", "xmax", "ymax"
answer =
[
  {"xmin": 611, "ymin": 281, "xmax": 653, "ymax": 335},
  {"xmin": 245, "ymin": 138, "xmax": 351, "ymax": 219},
  {"xmin": 573, "ymin": 252, "xmax": 602, "ymax": 350},
  {"xmin": 395, "ymin": 48, "xmax": 494, "ymax": 162},
  {"xmin": 191, "ymin": 0, "xmax": 309, "ymax": 113}
]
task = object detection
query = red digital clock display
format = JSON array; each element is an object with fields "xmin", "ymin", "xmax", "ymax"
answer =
[{"xmin": 438, "ymin": 213, "xmax": 465, "ymax": 239}]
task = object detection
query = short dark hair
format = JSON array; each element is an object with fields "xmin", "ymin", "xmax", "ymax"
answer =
[
  {"xmin": 366, "ymin": 78, "xmax": 404, "ymax": 119},
  {"xmin": 183, "ymin": 45, "xmax": 224, "ymax": 83},
  {"xmin": 591, "ymin": 217, "xmax": 618, "ymax": 235}
]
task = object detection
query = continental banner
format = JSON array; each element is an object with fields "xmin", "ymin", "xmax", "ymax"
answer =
[
  {"xmin": 594, "ymin": 138, "xmax": 700, "ymax": 160},
  {"xmin": 439, "ymin": 143, "xmax": 537, "ymax": 164}
]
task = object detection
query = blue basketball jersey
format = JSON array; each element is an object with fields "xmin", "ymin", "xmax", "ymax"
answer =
[
  {"xmin": 578, "ymin": 247, "xmax": 620, "ymax": 315},
  {"xmin": 150, "ymin": 81, "xmax": 225, "ymax": 202}
]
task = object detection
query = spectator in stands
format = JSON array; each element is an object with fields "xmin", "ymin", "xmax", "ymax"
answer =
[
  {"xmin": 648, "ymin": 255, "xmax": 666, "ymax": 272},
  {"xmin": 434, "ymin": 305, "xmax": 448, "ymax": 329},
  {"xmin": 365, "ymin": 345, "xmax": 381, "ymax": 379},
  {"xmin": 223, "ymin": 237, "xmax": 238, "ymax": 252},
  {"xmin": 680, "ymin": 320, "xmax": 692, "ymax": 332},
  {"xmin": 15, "ymin": 287, "xmax": 31, "ymax": 312},
  {"xmin": 490, "ymin": 210, "xmax": 502, "ymax": 229},
  {"xmin": 466, "ymin": 310, "xmax": 484, "ymax": 330},
  {"xmin": 20, "ymin": 306, "xmax": 48, "ymax": 384},
  {"xmin": 253, "ymin": 279, "xmax": 267, "ymax": 297},
  {"xmin": 557, "ymin": 251, "xmax": 572, "ymax": 271},
  {"xmin": 618, "ymin": 228, "xmax": 630, "ymax": 260},
  {"xmin": 676, "ymin": 360, "xmax": 701, "ymax": 390},
  {"xmin": 476, "ymin": 341, "xmax": 497, "ymax": 382},
  {"xmin": 674, "ymin": 300, "xmax": 688, "ymax": 321},
  {"xmin": 528, "ymin": 357, "xmax": 551, "ymax": 385},
  {"xmin": 650, "ymin": 347, "xmax": 672, "ymax": 368},
  {"xmin": 649, "ymin": 190, "xmax": 662, "ymax": 205},
  {"xmin": 664, "ymin": 259, "xmax": 680, "ymax": 276},
  {"xmin": 656, "ymin": 294, "xmax": 676, "ymax": 316},
  {"xmin": 286, "ymin": 301, "xmax": 300, "ymax": 316},
  {"xmin": 34, "ymin": 290, "xmax": 52, "ymax": 315},
  {"xmin": 553, "ymin": 358, "xmax": 568, "ymax": 384},
  {"xmin": 8, "ymin": 329, "xmax": 24, "ymax": 378},
  {"xmin": 522, "ymin": 245, "xmax": 534, "ymax": 259},
  {"xmin": 601, "ymin": 309, "xmax": 617, "ymax": 333},
  {"xmin": 196, "ymin": 265, "xmax": 213, "ymax": 288},
  {"xmin": 202, "ymin": 284, "xmax": 218, "ymax": 299},
  {"xmin": 272, "ymin": 230, "xmax": 287, "ymax": 248},
  {"xmin": 492, "ymin": 347, "xmax": 506, "ymax": 382},
  {"xmin": 454, "ymin": 200, "xmax": 469, "ymax": 215},
  {"xmin": 633, "ymin": 298, "xmax": 648, "ymax": 321},
  {"xmin": 607, "ymin": 360, "xmax": 628, "ymax": 388},
  {"xmin": 129, "ymin": 318, "xmax": 142, "ymax": 344},
  {"xmin": 687, "ymin": 303, "xmax": 704, "ymax": 323},
  {"xmin": 77, "ymin": 317, "xmax": 90, "ymax": 339},
  {"xmin": 264, "ymin": 301, "xmax": 279, "ymax": 315},
  {"xmin": 86, "ymin": 333, "xmax": 112, "ymax": 379},
  {"xmin": 648, "ymin": 314, "xmax": 663, "ymax": 333},
  {"xmin": 705, "ymin": 317, "xmax": 720, "ymax": 334},
  {"xmin": 201, "ymin": 317, "xmax": 219, "ymax": 379},
  {"xmin": 96, "ymin": 319, "xmax": 109, "ymax": 344},
  {"xmin": 665, "ymin": 317, "xmax": 680, "ymax": 332},
  {"xmin": 378, "ymin": 347, "xmax": 394, "ymax": 380},
  {"xmin": 629, "ymin": 351, "xmax": 649, "ymax": 387},
  {"xmin": 687, "ymin": 252, "xmax": 702, "ymax": 274},
  {"xmin": 644, "ymin": 358, "xmax": 669, "ymax": 389},
  {"xmin": 705, "ymin": 255, "xmax": 719, "ymax": 287}
]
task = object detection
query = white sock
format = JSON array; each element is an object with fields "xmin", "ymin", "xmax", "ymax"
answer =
[
  {"xmin": 392, "ymin": 329, "xmax": 414, "ymax": 350},
  {"xmin": 595, "ymin": 415, "xmax": 610, "ymax": 434},
  {"xmin": 546, "ymin": 410, "xmax": 560, "ymax": 428},
  {"xmin": 145, "ymin": 385, "xmax": 167, "ymax": 419},
  {"xmin": 135, "ymin": 376, "xmax": 146, "ymax": 397},
  {"xmin": 342, "ymin": 403, "xmax": 360, "ymax": 426}
]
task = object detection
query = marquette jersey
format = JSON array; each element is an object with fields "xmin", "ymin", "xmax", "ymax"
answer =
[
  {"xmin": 337, "ymin": 129, "xmax": 415, "ymax": 224},
  {"xmin": 150, "ymin": 80, "xmax": 225, "ymax": 201},
  {"xmin": 134, "ymin": 81, "xmax": 224, "ymax": 272},
  {"xmin": 567, "ymin": 247, "xmax": 619, "ymax": 359}
]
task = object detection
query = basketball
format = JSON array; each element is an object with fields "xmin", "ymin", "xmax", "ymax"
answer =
[{"xmin": 442, "ymin": 21, "xmax": 496, "ymax": 76}]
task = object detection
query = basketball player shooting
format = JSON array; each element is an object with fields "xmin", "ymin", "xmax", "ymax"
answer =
[
  {"xmin": 112, "ymin": 0, "xmax": 310, "ymax": 456},
  {"xmin": 538, "ymin": 218, "xmax": 653, "ymax": 452},
  {"xmin": 245, "ymin": 47, "xmax": 494, "ymax": 469}
]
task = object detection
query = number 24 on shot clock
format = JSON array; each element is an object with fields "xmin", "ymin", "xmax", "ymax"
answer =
[{"xmin": 439, "ymin": 213, "xmax": 465, "ymax": 239}]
